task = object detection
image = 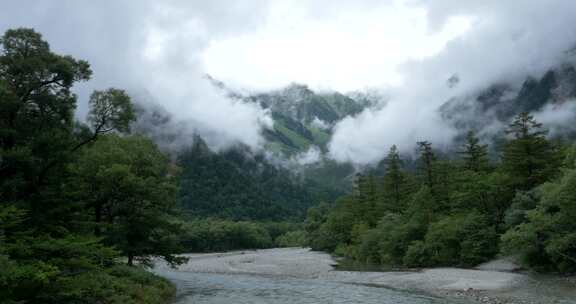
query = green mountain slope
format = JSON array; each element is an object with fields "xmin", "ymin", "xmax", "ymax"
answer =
[{"xmin": 248, "ymin": 84, "xmax": 373, "ymax": 155}]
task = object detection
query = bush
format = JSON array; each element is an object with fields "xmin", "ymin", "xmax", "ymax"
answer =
[
  {"xmin": 403, "ymin": 241, "xmax": 429, "ymax": 267},
  {"xmin": 424, "ymin": 213, "xmax": 498, "ymax": 267},
  {"xmin": 180, "ymin": 219, "xmax": 273, "ymax": 252},
  {"xmin": 276, "ymin": 230, "xmax": 307, "ymax": 247},
  {"xmin": 502, "ymin": 169, "xmax": 576, "ymax": 273}
]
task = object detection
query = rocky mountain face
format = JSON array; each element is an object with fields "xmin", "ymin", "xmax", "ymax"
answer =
[
  {"xmin": 246, "ymin": 83, "xmax": 378, "ymax": 155},
  {"xmin": 440, "ymin": 63, "xmax": 576, "ymax": 142}
]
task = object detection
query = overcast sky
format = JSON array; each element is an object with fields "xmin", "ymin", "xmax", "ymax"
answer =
[{"xmin": 2, "ymin": 1, "xmax": 576, "ymax": 163}]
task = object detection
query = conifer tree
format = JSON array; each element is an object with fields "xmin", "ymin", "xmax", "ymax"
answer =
[
  {"xmin": 353, "ymin": 172, "xmax": 379, "ymax": 226},
  {"xmin": 417, "ymin": 141, "xmax": 436, "ymax": 190},
  {"xmin": 381, "ymin": 145, "xmax": 410, "ymax": 213},
  {"xmin": 502, "ymin": 112, "xmax": 560, "ymax": 190},
  {"xmin": 459, "ymin": 131, "xmax": 489, "ymax": 172}
]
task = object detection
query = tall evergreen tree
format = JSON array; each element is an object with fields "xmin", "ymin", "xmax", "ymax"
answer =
[
  {"xmin": 381, "ymin": 145, "xmax": 410, "ymax": 213},
  {"xmin": 502, "ymin": 112, "xmax": 560, "ymax": 190},
  {"xmin": 353, "ymin": 172, "xmax": 379, "ymax": 226},
  {"xmin": 459, "ymin": 131, "xmax": 489, "ymax": 172},
  {"xmin": 417, "ymin": 141, "xmax": 436, "ymax": 190}
]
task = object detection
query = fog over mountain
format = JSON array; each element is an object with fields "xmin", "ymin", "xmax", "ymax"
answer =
[{"xmin": 3, "ymin": 1, "xmax": 576, "ymax": 163}]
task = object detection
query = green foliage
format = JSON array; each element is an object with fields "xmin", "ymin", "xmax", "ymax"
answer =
[
  {"xmin": 502, "ymin": 112, "xmax": 561, "ymax": 190},
  {"xmin": 423, "ymin": 213, "xmax": 498, "ymax": 266},
  {"xmin": 37, "ymin": 265, "xmax": 175, "ymax": 304},
  {"xmin": 276, "ymin": 230, "xmax": 308, "ymax": 247},
  {"xmin": 380, "ymin": 145, "xmax": 412, "ymax": 213},
  {"xmin": 502, "ymin": 167, "xmax": 576, "ymax": 273},
  {"xmin": 417, "ymin": 141, "xmax": 436, "ymax": 189},
  {"xmin": 504, "ymin": 190, "xmax": 539, "ymax": 229},
  {"xmin": 303, "ymin": 113, "xmax": 570, "ymax": 271},
  {"xmin": 256, "ymin": 84, "xmax": 368, "ymax": 155},
  {"xmin": 179, "ymin": 219, "xmax": 273, "ymax": 252},
  {"xmin": 70, "ymin": 134, "xmax": 186, "ymax": 267},
  {"xmin": 458, "ymin": 131, "xmax": 489, "ymax": 172},
  {"xmin": 0, "ymin": 28, "xmax": 178, "ymax": 303},
  {"xmin": 353, "ymin": 173, "xmax": 380, "ymax": 226},
  {"xmin": 178, "ymin": 137, "xmax": 315, "ymax": 221},
  {"xmin": 87, "ymin": 88, "xmax": 135, "ymax": 134}
]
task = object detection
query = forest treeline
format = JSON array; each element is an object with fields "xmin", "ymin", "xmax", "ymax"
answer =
[
  {"xmin": 177, "ymin": 137, "xmax": 317, "ymax": 221},
  {"xmin": 302, "ymin": 112, "xmax": 576, "ymax": 273},
  {"xmin": 0, "ymin": 28, "xmax": 186, "ymax": 303}
]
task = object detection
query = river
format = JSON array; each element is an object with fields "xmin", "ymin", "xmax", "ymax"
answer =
[
  {"xmin": 155, "ymin": 268, "xmax": 460, "ymax": 304},
  {"xmin": 152, "ymin": 248, "xmax": 576, "ymax": 304}
]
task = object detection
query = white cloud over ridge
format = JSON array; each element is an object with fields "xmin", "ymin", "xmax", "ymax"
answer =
[
  {"xmin": 329, "ymin": 0, "xmax": 576, "ymax": 164},
  {"xmin": 0, "ymin": 0, "xmax": 273, "ymax": 151}
]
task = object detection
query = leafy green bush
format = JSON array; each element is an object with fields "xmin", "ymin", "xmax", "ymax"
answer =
[
  {"xmin": 502, "ymin": 168, "xmax": 576, "ymax": 273},
  {"xmin": 276, "ymin": 230, "xmax": 307, "ymax": 247},
  {"xmin": 180, "ymin": 219, "xmax": 273, "ymax": 252},
  {"xmin": 423, "ymin": 213, "xmax": 498, "ymax": 267},
  {"xmin": 403, "ymin": 241, "xmax": 429, "ymax": 267}
]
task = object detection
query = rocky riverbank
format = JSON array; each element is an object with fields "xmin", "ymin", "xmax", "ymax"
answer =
[{"xmin": 154, "ymin": 248, "xmax": 576, "ymax": 304}]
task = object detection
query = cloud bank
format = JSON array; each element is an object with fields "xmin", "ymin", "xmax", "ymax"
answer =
[
  {"xmin": 3, "ymin": 0, "xmax": 576, "ymax": 161},
  {"xmin": 329, "ymin": 0, "xmax": 576, "ymax": 164},
  {"xmin": 0, "ymin": 0, "xmax": 272, "ymax": 150}
]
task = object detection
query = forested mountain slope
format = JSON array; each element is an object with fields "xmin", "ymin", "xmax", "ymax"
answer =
[
  {"xmin": 248, "ymin": 84, "xmax": 374, "ymax": 155},
  {"xmin": 177, "ymin": 137, "xmax": 315, "ymax": 220},
  {"xmin": 441, "ymin": 63, "xmax": 576, "ymax": 143}
]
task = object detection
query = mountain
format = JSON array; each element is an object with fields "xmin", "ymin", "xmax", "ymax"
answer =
[
  {"xmin": 204, "ymin": 77, "xmax": 381, "ymax": 156},
  {"xmin": 438, "ymin": 61, "xmax": 576, "ymax": 150},
  {"xmin": 131, "ymin": 83, "xmax": 380, "ymax": 221},
  {"xmin": 440, "ymin": 62, "xmax": 576, "ymax": 146}
]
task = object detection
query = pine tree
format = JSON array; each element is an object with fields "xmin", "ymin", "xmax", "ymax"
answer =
[
  {"xmin": 459, "ymin": 131, "xmax": 489, "ymax": 172},
  {"xmin": 502, "ymin": 112, "xmax": 560, "ymax": 190},
  {"xmin": 353, "ymin": 172, "xmax": 379, "ymax": 226},
  {"xmin": 417, "ymin": 141, "xmax": 436, "ymax": 190},
  {"xmin": 381, "ymin": 145, "xmax": 410, "ymax": 213}
]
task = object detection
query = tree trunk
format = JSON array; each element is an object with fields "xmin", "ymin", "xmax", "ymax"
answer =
[{"xmin": 94, "ymin": 203, "xmax": 102, "ymax": 237}]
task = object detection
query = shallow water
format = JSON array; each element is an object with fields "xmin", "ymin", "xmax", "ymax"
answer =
[{"xmin": 155, "ymin": 268, "xmax": 462, "ymax": 304}]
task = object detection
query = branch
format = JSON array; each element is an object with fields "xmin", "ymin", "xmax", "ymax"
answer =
[{"xmin": 37, "ymin": 119, "xmax": 109, "ymax": 186}]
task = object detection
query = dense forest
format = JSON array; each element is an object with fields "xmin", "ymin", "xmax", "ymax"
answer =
[
  {"xmin": 178, "ymin": 137, "xmax": 314, "ymax": 220},
  {"xmin": 302, "ymin": 113, "xmax": 576, "ymax": 273},
  {"xmin": 0, "ymin": 28, "xmax": 185, "ymax": 303}
]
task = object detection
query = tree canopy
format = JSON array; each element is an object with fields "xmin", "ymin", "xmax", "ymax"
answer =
[{"xmin": 0, "ymin": 28, "xmax": 182, "ymax": 304}]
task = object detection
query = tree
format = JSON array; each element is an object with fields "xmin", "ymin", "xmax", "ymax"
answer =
[
  {"xmin": 417, "ymin": 141, "xmax": 436, "ymax": 189},
  {"xmin": 0, "ymin": 29, "xmax": 134, "ymax": 227},
  {"xmin": 70, "ymin": 135, "xmax": 186, "ymax": 267},
  {"xmin": 0, "ymin": 28, "xmax": 178, "ymax": 303},
  {"xmin": 381, "ymin": 145, "xmax": 411, "ymax": 213},
  {"xmin": 353, "ymin": 173, "xmax": 379, "ymax": 226},
  {"xmin": 416, "ymin": 141, "xmax": 453, "ymax": 207},
  {"xmin": 502, "ymin": 168, "xmax": 576, "ymax": 273},
  {"xmin": 72, "ymin": 88, "xmax": 135, "ymax": 152},
  {"xmin": 459, "ymin": 131, "xmax": 489, "ymax": 172},
  {"xmin": 502, "ymin": 112, "xmax": 560, "ymax": 190},
  {"xmin": 0, "ymin": 28, "xmax": 91, "ymax": 207}
]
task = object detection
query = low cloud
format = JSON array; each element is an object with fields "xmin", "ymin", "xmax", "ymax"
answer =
[
  {"xmin": 328, "ymin": 0, "xmax": 576, "ymax": 164},
  {"xmin": 0, "ymin": 0, "xmax": 272, "ymax": 150},
  {"xmin": 3, "ymin": 1, "xmax": 576, "ymax": 159},
  {"xmin": 290, "ymin": 146, "xmax": 322, "ymax": 166},
  {"xmin": 533, "ymin": 101, "xmax": 576, "ymax": 138}
]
